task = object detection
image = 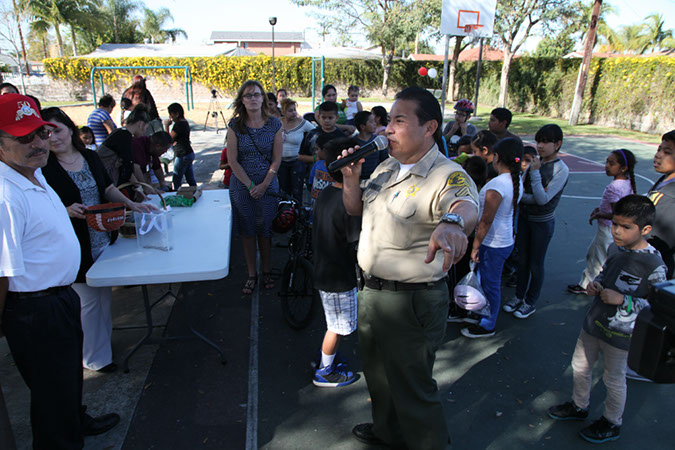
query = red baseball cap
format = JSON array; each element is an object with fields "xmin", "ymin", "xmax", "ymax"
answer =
[{"xmin": 0, "ymin": 94, "xmax": 55, "ymax": 137}]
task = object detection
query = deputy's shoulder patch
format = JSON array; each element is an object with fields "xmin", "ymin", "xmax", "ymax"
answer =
[
  {"xmin": 446, "ymin": 172, "xmax": 471, "ymax": 198},
  {"xmin": 648, "ymin": 191, "xmax": 664, "ymax": 206}
]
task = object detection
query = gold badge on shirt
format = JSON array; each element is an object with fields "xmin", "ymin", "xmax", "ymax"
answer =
[{"xmin": 406, "ymin": 184, "xmax": 420, "ymax": 197}]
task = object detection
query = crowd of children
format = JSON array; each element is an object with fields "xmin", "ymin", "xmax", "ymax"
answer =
[
  {"xmin": 1, "ymin": 78, "xmax": 671, "ymax": 447},
  {"xmin": 264, "ymin": 87, "xmax": 675, "ymax": 446}
]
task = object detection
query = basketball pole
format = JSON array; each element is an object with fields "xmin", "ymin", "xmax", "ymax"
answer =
[
  {"xmin": 473, "ymin": 35, "xmax": 484, "ymax": 118},
  {"xmin": 440, "ymin": 34, "xmax": 451, "ymax": 121}
]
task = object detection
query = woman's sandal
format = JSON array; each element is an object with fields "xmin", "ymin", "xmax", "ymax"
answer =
[
  {"xmin": 242, "ymin": 276, "xmax": 257, "ymax": 295},
  {"xmin": 263, "ymin": 272, "xmax": 275, "ymax": 290}
]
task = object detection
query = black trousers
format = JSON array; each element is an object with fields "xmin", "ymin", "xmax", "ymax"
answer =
[{"xmin": 2, "ymin": 287, "xmax": 84, "ymax": 450}]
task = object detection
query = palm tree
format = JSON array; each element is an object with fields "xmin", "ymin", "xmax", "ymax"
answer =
[
  {"xmin": 20, "ymin": 0, "xmax": 68, "ymax": 56},
  {"xmin": 104, "ymin": 0, "xmax": 140, "ymax": 43},
  {"xmin": 61, "ymin": 0, "xmax": 103, "ymax": 56},
  {"xmin": 27, "ymin": 22, "xmax": 50, "ymax": 59},
  {"xmin": 640, "ymin": 13, "xmax": 674, "ymax": 53},
  {"xmin": 142, "ymin": 7, "xmax": 187, "ymax": 44},
  {"xmin": 164, "ymin": 28, "xmax": 188, "ymax": 43}
]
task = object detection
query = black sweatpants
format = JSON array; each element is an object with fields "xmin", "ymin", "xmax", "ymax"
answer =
[{"xmin": 2, "ymin": 287, "xmax": 84, "ymax": 450}]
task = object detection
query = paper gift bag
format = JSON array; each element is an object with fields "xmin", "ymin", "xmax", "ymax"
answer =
[{"xmin": 134, "ymin": 210, "xmax": 173, "ymax": 251}]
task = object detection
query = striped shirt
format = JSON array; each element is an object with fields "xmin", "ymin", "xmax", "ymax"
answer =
[{"xmin": 87, "ymin": 108, "xmax": 116, "ymax": 146}]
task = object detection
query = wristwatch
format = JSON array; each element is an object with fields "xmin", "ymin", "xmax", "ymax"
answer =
[{"xmin": 440, "ymin": 213, "xmax": 465, "ymax": 231}]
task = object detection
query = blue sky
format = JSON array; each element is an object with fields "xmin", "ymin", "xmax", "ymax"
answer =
[{"xmin": 144, "ymin": 0, "xmax": 675, "ymax": 51}]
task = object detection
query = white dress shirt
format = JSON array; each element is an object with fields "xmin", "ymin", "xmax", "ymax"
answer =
[{"xmin": 0, "ymin": 161, "xmax": 80, "ymax": 292}]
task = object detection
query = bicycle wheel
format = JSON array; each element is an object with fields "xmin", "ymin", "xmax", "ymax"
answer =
[{"xmin": 280, "ymin": 257, "xmax": 316, "ymax": 329}]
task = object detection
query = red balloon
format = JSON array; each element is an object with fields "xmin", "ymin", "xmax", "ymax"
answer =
[{"xmin": 418, "ymin": 67, "xmax": 428, "ymax": 76}]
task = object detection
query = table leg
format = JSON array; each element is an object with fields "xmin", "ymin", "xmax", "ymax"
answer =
[
  {"xmin": 120, "ymin": 283, "xmax": 227, "ymax": 371},
  {"xmin": 121, "ymin": 285, "xmax": 154, "ymax": 373},
  {"xmin": 188, "ymin": 326, "xmax": 227, "ymax": 364},
  {"xmin": 183, "ymin": 282, "xmax": 226, "ymax": 364}
]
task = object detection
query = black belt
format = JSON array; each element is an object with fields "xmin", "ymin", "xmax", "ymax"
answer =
[
  {"xmin": 363, "ymin": 274, "xmax": 441, "ymax": 291},
  {"xmin": 7, "ymin": 285, "xmax": 72, "ymax": 299}
]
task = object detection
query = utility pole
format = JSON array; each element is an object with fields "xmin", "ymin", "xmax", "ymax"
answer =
[{"xmin": 569, "ymin": 0, "xmax": 602, "ymax": 125}]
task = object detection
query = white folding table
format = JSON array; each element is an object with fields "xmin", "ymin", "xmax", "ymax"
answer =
[{"xmin": 86, "ymin": 190, "xmax": 232, "ymax": 372}]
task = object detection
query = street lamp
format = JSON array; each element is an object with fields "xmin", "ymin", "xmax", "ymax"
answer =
[{"xmin": 269, "ymin": 17, "xmax": 277, "ymax": 92}]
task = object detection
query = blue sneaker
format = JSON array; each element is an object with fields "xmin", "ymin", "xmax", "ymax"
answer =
[
  {"xmin": 579, "ymin": 416, "xmax": 621, "ymax": 443},
  {"xmin": 313, "ymin": 362, "xmax": 357, "ymax": 387},
  {"xmin": 513, "ymin": 301, "xmax": 536, "ymax": 319}
]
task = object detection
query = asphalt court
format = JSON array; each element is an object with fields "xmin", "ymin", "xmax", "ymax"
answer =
[
  {"xmin": 255, "ymin": 135, "xmax": 675, "ymax": 450},
  {"xmin": 3, "ymin": 133, "xmax": 672, "ymax": 450}
]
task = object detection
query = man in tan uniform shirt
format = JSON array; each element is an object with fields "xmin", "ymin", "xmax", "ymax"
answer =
[{"xmin": 340, "ymin": 87, "xmax": 479, "ymax": 449}]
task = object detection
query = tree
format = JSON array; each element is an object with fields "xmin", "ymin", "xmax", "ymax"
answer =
[
  {"xmin": 20, "ymin": 0, "xmax": 68, "ymax": 57},
  {"xmin": 63, "ymin": 0, "xmax": 103, "ymax": 56},
  {"xmin": 104, "ymin": 0, "xmax": 141, "ymax": 43},
  {"xmin": 291, "ymin": 0, "xmax": 434, "ymax": 95},
  {"xmin": 640, "ymin": 13, "xmax": 674, "ymax": 53},
  {"xmin": 26, "ymin": 20, "xmax": 50, "ymax": 60},
  {"xmin": 494, "ymin": 0, "xmax": 577, "ymax": 107},
  {"xmin": 533, "ymin": 35, "xmax": 575, "ymax": 58},
  {"xmin": 446, "ymin": 36, "xmax": 471, "ymax": 101},
  {"xmin": 0, "ymin": 4, "xmax": 28, "ymax": 91},
  {"xmin": 142, "ymin": 7, "xmax": 187, "ymax": 44}
]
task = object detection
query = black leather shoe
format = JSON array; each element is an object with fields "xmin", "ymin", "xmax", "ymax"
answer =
[
  {"xmin": 97, "ymin": 362, "xmax": 118, "ymax": 373},
  {"xmin": 82, "ymin": 413, "xmax": 120, "ymax": 436},
  {"xmin": 352, "ymin": 423, "xmax": 386, "ymax": 446}
]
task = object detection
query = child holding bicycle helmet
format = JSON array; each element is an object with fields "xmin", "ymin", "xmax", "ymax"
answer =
[{"xmin": 443, "ymin": 99, "xmax": 478, "ymax": 147}]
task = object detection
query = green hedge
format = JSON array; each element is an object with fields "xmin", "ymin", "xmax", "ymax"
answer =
[
  {"xmin": 42, "ymin": 56, "xmax": 444, "ymax": 95},
  {"xmin": 452, "ymin": 56, "xmax": 675, "ymax": 131},
  {"xmin": 44, "ymin": 55, "xmax": 675, "ymax": 132}
]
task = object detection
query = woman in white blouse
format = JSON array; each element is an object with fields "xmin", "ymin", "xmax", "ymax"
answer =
[{"xmin": 279, "ymin": 98, "xmax": 315, "ymax": 200}]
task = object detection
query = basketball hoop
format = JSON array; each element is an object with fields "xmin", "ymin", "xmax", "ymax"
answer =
[{"xmin": 464, "ymin": 24, "xmax": 484, "ymax": 36}]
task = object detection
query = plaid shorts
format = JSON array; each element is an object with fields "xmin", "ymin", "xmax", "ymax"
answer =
[{"xmin": 319, "ymin": 288, "xmax": 358, "ymax": 335}]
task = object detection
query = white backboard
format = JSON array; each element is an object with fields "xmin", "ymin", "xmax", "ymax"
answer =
[{"xmin": 440, "ymin": 0, "xmax": 497, "ymax": 38}]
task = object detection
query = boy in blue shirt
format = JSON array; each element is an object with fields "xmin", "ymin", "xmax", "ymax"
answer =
[
  {"xmin": 353, "ymin": 110, "xmax": 388, "ymax": 179},
  {"xmin": 308, "ymin": 134, "xmax": 338, "ymax": 207},
  {"xmin": 547, "ymin": 195, "xmax": 666, "ymax": 443}
]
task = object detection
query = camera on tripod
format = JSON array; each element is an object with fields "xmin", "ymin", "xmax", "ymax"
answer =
[
  {"xmin": 204, "ymin": 88, "xmax": 226, "ymax": 133},
  {"xmin": 628, "ymin": 279, "xmax": 675, "ymax": 383}
]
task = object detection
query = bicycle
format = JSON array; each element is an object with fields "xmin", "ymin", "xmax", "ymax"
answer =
[{"xmin": 273, "ymin": 192, "xmax": 318, "ymax": 329}]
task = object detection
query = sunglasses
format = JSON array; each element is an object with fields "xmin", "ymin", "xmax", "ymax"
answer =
[{"xmin": 14, "ymin": 127, "xmax": 52, "ymax": 144}]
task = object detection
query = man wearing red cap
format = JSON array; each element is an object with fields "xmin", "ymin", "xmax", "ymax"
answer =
[{"xmin": 0, "ymin": 94, "xmax": 119, "ymax": 449}]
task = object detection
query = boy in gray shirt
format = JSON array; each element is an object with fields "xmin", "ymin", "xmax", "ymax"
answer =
[{"xmin": 547, "ymin": 195, "xmax": 666, "ymax": 444}]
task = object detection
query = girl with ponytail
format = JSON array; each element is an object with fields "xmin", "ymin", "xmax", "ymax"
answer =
[
  {"xmin": 568, "ymin": 148, "xmax": 636, "ymax": 294},
  {"xmin": 461, "ymin": 137, "xmax": 523, "ymax": 338}
]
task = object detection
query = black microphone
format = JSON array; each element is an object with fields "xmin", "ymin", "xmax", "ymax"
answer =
[{"xmin": 328, "ymin": 135, "xmax": 389, "ymax": 173}]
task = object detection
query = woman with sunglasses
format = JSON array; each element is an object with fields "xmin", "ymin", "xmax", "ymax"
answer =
[
  {"xmin": 227, "ymin": 80, "xmax": 282, "ymax": 295},
  {"xmin": 41, "ymin": 107, "xmax": 153, "ymax": 373}
]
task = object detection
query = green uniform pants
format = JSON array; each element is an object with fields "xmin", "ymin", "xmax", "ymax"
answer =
[{"xmin": 358, "ymin": 283, "xmax": 450, "ymax": 450}]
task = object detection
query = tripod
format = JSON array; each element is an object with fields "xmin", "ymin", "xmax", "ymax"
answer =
[{"xmin": 204, "ymin": 89, "xmax": 227, "ymax": 133}]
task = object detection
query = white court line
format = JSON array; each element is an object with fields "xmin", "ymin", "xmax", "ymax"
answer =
[
  {"xmin": 245, "ymin": 263, "xmax": 260, "ymax": 450},
  {"xmin": 562, "ymin": 195, "xmax": 602, "ymax": 200},
  {"xmin": 562, "ymin": 151, "xmax": 656, "ymax": 185}
]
